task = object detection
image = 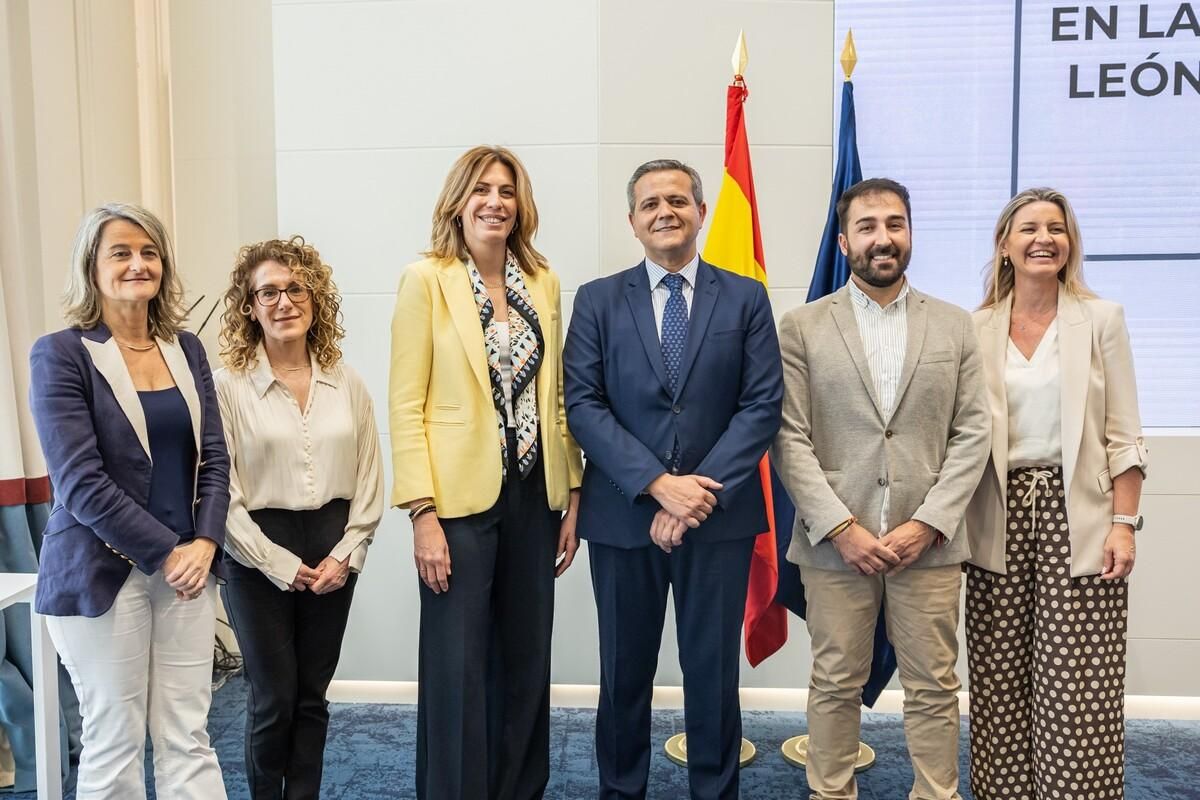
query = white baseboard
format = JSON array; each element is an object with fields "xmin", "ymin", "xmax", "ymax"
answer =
[{"xmin": 326, "ymin": 680, "xmax": 1200, "ymax": 720}]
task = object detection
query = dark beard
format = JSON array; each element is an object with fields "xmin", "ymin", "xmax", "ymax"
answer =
[{"xmin": 847, "ymin": 244, "xmax": 911, "ymax": 288}]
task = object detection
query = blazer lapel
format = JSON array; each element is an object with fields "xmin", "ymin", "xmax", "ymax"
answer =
[
  {"xmin": 81, "ymin": 330, "xmax": 151, "ymax": 459},
  {"xmin": 829, "ymin": 287, "xmax": 885, "ymax": 420},
  {"xmin": 1057, "ymin": 286, "xmax": 1091, "ymax": 506},
  {"xmin": 522, "ymin": 268, "xmax": 555, "ymax": 419},
  {"xmin": 673, "ymin": 261, "xmax": 718, "ymax": 400},
  {"xmin": 624, "ymin": 264, "xmax": 671, "ymax": 395},
  {"xmin": 889, "ymin": 288, "xmax": 928, "ymax": 424},
  {"xmin": 435, "ymin": 259, "xmax": 492, "ymax": 399},
  {"xmin": 158, "ymin": 336, "xmax": 203, "ymax": 454},
  {"xmin": 980, "ymin": 297, "xmax": 1012, "ymax": 505}
]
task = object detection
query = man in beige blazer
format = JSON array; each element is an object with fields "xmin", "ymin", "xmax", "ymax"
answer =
[{"xmin": 772, "ymin": 178, "xmax": 990, "ymax": 800}]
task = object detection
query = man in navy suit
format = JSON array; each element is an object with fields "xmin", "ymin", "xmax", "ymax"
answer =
[{"xmin": 564, "ymin": 160, "xmax": 783, "ymax": 800}]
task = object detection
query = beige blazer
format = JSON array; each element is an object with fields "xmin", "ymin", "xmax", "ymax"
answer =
[
  {"xmin": 771, "ymin": 284, "xmax": 992, "ymax": 572},
  {"xmin": 965, "ymin": 286, "xmax": 1148, "ymax": 577},
  {"xmin": 388, "ymin": 256, "xmax": 583, "ymax": 517}
]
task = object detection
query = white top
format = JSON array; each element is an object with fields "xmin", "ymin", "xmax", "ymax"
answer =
[
  {"xmin": 646, "ymin": 255, "xmax": 698, "ymax": 338},
  {"xmin": 848, "ymin": 278, "xmax": 910, "ymax": 533},
  {"xmin": 214, "ymin": 348, "xmax": 385, "ymax": 590},
  {"xmin": 495, "ymin": 320, "xmax": 516, "ymax": 425},
  {"xmin": 1006, "ymin": 319, "xmax": 1063, "ymax": 468}
]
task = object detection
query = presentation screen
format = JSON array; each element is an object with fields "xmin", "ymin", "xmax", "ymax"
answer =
[{"xmin": 835, "ymin": 0, "xmax": 1200, "ymax": 427}]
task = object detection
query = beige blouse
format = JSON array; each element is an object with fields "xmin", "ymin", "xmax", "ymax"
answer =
[{"xmin": 215, "ymin": 348, "xmax": 384, "ymax": 590}]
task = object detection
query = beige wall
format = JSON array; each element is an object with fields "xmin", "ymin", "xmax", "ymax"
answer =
[
  {"xmin": 8, "ymin": 0, "xmax": 276, "ymax": 351},
  {"xmin": 6, "ymin": 0, "xmax": 276, "ymax": 652},
  {"xmin": 271, "ymin": 0, "xmax": 837, "ymax": 691},
  {"xmin": 271, "ymin": 0, "xmax": 1200, "ymax": 697}
]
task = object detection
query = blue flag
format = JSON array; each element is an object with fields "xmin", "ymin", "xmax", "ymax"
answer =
[
  {"xmin": 808, "ymin": 80, "xmax": 862, "ymax": 303},
  {"xmin": 772, "ymin": 79, "xmax": 897, "ymax": 708}
]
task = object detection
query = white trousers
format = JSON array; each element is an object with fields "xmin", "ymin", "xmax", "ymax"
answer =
[{"xmin": 46, "ymin": 570, "xmax": 227, "ymax": 800}]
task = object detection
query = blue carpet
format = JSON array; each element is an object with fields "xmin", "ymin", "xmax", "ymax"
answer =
[{"xmin": 10, "ymin": 673, "xmax": 1200, "ymax": 798}]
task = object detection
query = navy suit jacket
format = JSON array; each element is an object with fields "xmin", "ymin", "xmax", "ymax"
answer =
[
  {"xmin": 28, "ymin": 324, "xmax": 230, "ymax": 617},
  {"xmin": 564, "ymin": 259, "xmax": 782, "ymax": 548}
]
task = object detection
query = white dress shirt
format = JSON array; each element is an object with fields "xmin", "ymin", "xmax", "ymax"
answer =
[
  {"xmin": 646, "ymin": 255, "xmax": 699, "ymax": 339},
  {"xmin": 215, "ymin": 348, "xmax": 385, "ymax": 590},
  {"xmin": 1006, "ymin": 320, "xmax": 1063, "ymax": 468},
  {"xmin": 849, "ymin": 277, "xmax": 910, "ymax": 532}
]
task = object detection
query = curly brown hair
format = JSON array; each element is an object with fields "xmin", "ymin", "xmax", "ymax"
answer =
[{"xmin": 219, "ymin": 236, "xmax": 344, "ymax": 372}]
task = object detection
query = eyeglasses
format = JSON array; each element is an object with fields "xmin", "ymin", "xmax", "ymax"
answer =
[{"xmin": 252, "ymin": 284, "xmax": 309, "ymax": 306}]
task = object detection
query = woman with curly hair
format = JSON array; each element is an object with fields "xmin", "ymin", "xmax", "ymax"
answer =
[
  {"xmin": 215, "ymin": 237, "xmax": 384, "ymax": 799},
  {"xmin": 391, "ymin": 145, "xmax": 583, "ymax": 799}
]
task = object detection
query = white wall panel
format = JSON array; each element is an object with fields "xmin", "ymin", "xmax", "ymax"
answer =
[
  {"xmin": 338, "ymin": 433, "xmax": 423, "ymax": 679},
  {"xmin": 337, "ymin": 293, "xmax": 396, "ymax": 432},
  {"xmin": 1127, "ymin": 493, "xmax": 1200, "ymax": 641},
  {"xmin": 272, "ymin": 0, "xmax": 599, "ymax": 151},
  {"xmin": 598, "ymin": 0, "xmax": 833, "ymax": 147}
]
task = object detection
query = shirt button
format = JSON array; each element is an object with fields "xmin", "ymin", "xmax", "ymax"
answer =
[
  {"xmin": 885, "ymin": 430, "xmax": 894, "ymax": 439},
  {"xmin": 878, "ymin": 477, "xmax": 888, "ymax": 487},
  {"xmin": 672, "ymin": 405, "xmax": 681, "ymax": 414}
]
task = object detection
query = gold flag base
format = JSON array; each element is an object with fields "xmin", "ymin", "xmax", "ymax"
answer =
[
  {"xmin": 780, "ymin": 735, "xmax": 876, "ymax": 772},
  {"xmin": 664, "ymin": 734, "xmax": 757, "ymax": 768}
]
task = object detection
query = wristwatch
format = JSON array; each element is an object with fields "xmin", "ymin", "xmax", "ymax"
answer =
[{"xmin": 1112, "ymin": 514, "xmax": 1143, "ymax": 531}]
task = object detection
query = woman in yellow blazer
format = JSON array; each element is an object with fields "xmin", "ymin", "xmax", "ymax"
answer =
[
  {"xmin": 964, "ymin": 188, "xmax": 1148, "ymax": 800},
  {"xmin": 389, "ymin": 145, "xmax": 583, "ymax": 800}
]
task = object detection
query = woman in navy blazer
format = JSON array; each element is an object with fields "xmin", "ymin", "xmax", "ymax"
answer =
[{"xmin": 28, "ymin": 203, "xmax": 230, "ymax": 800}]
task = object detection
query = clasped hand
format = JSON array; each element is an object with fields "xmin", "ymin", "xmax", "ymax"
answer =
[
  {"xmin": 645, "ymin": 473, "xmax": 723, "ymax": 553},
  {"xmin": 833, "ymin": 520, "xmax": 936, "ymax": 576},
  {"xmin": 289, "ymin": 555, "xmax": 351, "ymax": 595},
  {"xmin": 163, "ymin": 538, "xmax": 217, "ymax": 600},
  {"xmin": 648, "ymin": 473, "xmax": 723, "ymax": 528}
]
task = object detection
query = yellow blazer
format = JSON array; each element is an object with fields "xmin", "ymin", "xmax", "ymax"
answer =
[
  {"xmin": 965, "ymin": 285, "xmax": 1148, "ymax": 577},
  {"xmin": 388, "ymin": 256, "xmax": 583, "ymax": 516}
]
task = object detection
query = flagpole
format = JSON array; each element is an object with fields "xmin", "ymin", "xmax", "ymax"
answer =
[
  {"xmin": 779, "ymin": 28, "xmax": 877, "ymax": 775},
  {"xmin": 664, "ymin": 30, "xmax": 762, "ymax": 770}
]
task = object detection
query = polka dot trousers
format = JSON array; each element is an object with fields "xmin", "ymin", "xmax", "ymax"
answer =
[{"xmin": 966, "ymin": 466, "xmax": 1128, "ymax": 800}]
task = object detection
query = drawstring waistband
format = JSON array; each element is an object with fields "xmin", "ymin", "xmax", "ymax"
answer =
[{"xmin": 1018, "ymin": 467, "xmax": 1054, "ymax": 536}]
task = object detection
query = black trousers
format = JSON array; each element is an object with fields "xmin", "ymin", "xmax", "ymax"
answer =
[
  {"xmin": 222, "ymin": 499, "xmax": 357, "ymax": 800},
  {"xmin": 415, "ymin": 442, "xmax": 561, "ymax": 800}
]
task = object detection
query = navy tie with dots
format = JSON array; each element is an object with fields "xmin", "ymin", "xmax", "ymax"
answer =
[{"xmin": 660, "ymin": 273, "xmax": 689, "ymax": 395}]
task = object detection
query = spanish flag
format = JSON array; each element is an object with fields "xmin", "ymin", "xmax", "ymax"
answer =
[{"xmin": 701, "ymin": 52, "xmax": 787, "ymax": 667}]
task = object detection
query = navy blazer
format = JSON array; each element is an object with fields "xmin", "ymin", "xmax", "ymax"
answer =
[
  {"xmin": 28, "ymin": 324, "xmax": 230, "ymax": 617},
  {"xmin": 564, "ymin": 259, "xmax": 783, "ymax": 548}
]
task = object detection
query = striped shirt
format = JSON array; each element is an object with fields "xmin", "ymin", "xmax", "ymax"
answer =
[
  {"xmin": 848, "ymin": 277, "xmax": 910, "ymax": 532},
  {"xmin": 646, "ymin": 255, "xmax": 698, "ymax": 339}
]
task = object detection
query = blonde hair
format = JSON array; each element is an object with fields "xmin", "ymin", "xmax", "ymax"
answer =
[
  {"xmin": 62, "ymin": 203, "xmax": 186, "ymax": 339},
  {"xmin": 219, "ymin": 236, "xmax": 344, "ymax": 372},
  {"xmin": 981, "ymin": 187, "xmax": 1095, "ymax": 308},
  {"xmin": 425, "ymin": 145, "xmax": 548, "ymax": 274}
]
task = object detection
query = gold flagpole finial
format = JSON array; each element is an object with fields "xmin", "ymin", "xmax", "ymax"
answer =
[
  {"xmin": 732, "ymin": 29, "xmax": 748, "ymax": 78},
  {"xmin": 840, "ymin": 29, "xmax": 857, "ymax": 81}
]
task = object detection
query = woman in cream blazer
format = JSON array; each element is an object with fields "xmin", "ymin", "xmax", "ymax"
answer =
[
  {"xmin": 964, "ymin": 188, "xmax": 1147, "ymax": 800},
  {"xmin": 389, "ymin": 145, "xmax": 582, "ymax": 800}
]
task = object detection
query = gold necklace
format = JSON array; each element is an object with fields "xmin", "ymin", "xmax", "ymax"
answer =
[
  {"xmin": 113, "ymin": 337, "xmax": 156, "ymax": 352},
  {"xmin": 272, "ymin": 363, "xmax": 310, "ymax": 373},
  {"xmin": 1013, "ymin": 307, "xmax": 1055, "ymax": 332}
]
